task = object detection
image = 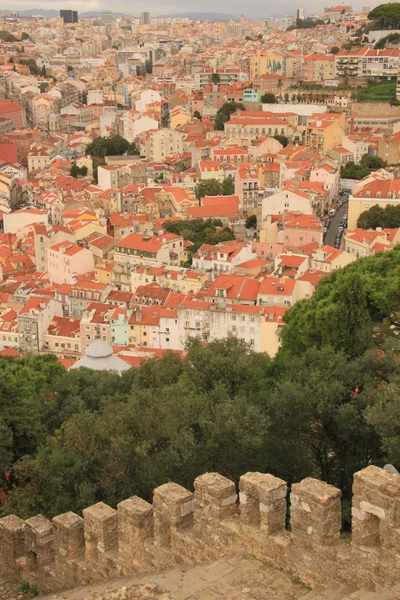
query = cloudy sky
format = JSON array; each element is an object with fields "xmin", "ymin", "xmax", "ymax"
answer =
[{"xmin": 4, "ymin": 0, "xmax": 376, "ymax": 18}]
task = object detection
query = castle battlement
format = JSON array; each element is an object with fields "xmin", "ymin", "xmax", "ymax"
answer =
[{"xmin": 1, "ymin": 465, "xmax": 400, "ymax": 595}]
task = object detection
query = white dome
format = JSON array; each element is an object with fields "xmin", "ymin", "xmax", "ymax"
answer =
[{"xmin": 69, "ymin": 340, "xmax": 130, "ymax": 374}]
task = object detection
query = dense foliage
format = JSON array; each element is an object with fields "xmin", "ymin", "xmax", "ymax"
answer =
[
  {"xmin": 194, "ymin": 177, "xmax": 234, "ymax": 200},
  {"xmin": 261, "ymin": 93, "xmax": 278, "ymax": 104},
  {"xmin": 85, "ymin": 135, "xmax": 130, "ymax": 157},
  {"xmin": 357, "ymin": 204, "xmax": 400, "ymax": 229},
  {"xmin": 368, "ymin": 3, "xmax": 400, "ymax": 29},
  {"xmin": 214, "ymin": 102, "xmax": 245, "ymax": 131},
  {"xmin": 341, "ymin": 154, "xmax": 386, "ymax": 180},
  {"xmin": 374, "ymin": 32, "xmax": 400, "ymax": 49},
  {"xmin": 287, "ymin": 17, "xmax": 325, "ymax": 30},
  {"xmin": 163, "ymin": 218, "xmax": 235, "ymax": 263},
  {"xmin": 2, "ymin": 248, "xmax": 400, "ymax": 522}
]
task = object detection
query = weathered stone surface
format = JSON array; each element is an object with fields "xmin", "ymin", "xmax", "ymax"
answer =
[
  {"xmin": 83, "ymin": 503, "xmax": 118, "ymax": 564},
  {"xmin": 194, "ymin": 472, "xmax": 237, "ymax": 529},
  {"xmin": 352, "ymin": 465, "xmax": 400, "ymax": 550},
  {"xmin": 0, "ymin": 515, "xmax": 25, "ymax": 577},
  {"xmin": 153, "ymin": 482, "xmax": 194, "ymax": 547},
  {"xmin": 239, "ymin": 472, "xmax": 287, "ymax": 534},
  {"xmin": 4, "ymin": 466, "xmax": 400, "ymax": 597},
  {"xmin": 291, "ymin": 478, "xmax": 341, "ymax": 547},
  {"xmin": 118, "ymin": 496, "xmax": 153, "ymax": 571}
]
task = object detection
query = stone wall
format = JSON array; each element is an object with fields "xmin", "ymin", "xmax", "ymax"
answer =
[{"xmin": 1, "ymin": 465, "xmax": 400, "ymax": 595}]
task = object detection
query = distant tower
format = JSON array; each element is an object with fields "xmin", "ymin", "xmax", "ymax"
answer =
[
  {"xmin": 100, "ymin": 10, "xmax": 113, "ymax": 24},
  {"xmin": 362, "ymin": 5, "xmax": 370, "ymax": 13},
  {"xmin": 297, "ymin": 8, "xmax": 305, "ymax": 20},
  {"xmin": 60, "ymin": 10, "xmax": 78, "ymax": 23},
  {"xmin": 142, "ymin": 12, "xmax": 150, "ymax": 25}
]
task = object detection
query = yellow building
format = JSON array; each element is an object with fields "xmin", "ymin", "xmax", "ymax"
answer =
[
  {"xmin": 304, "ymin": 53, "xmax": 336, "ymax": 82},
  {"xmin": 305, "ymin": 113, "xmax": 345, "ymax": 155},
  {"xmin": 250, "ymin": 50, "xmax": 284, "ymax": 80},
  {"xmin": 95, "ymin": 260, "xmax": 116, "ymax": 285},
  {"xmin": 348, "ymin": 179, "xmax": 400, "ymax": 229},
  {"xmin": 170, "ymin": 106, "xmax": 192, "ymax": 130}
]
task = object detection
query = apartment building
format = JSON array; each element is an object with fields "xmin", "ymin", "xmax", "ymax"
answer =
[
  {"xmin": 335, "ymin": 48, "xmax": 400, "ymax": 80},
  {"xmin": 47, "ymin": 242, "xmax": 95, "ymax": 285},
  {"xmin": 43, "ymin": 315, "xmax": 81, "ymax": 359},
  {"xmin": 304, "ymin": 54, "xmax": 336, "ymax": 82},
  {"xmin": 149, "ymin": 129, "xmax": 184, "ymax": 162},
  {"xmin": 234, "ymin": 166, "xmax": 261, "ymax": 214},
  {"xmin": 224, "ymin": 117, "xmax": 290, "ymax": 146},
  {"xmin": 114, "ymin": 232, "xmax": 185, "ymax": 270},
  {"xmin": 18, "ymin": 295, "xmax": 62, "ymax": 355},
  {"xmin": 304, "ymin": 113, "xmax": 345, "ymax": 155}
]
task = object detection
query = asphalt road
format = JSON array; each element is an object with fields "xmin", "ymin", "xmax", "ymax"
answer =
[{"xmin": 324, "ymin": 204, "xmax": 348, "ymax": 248}]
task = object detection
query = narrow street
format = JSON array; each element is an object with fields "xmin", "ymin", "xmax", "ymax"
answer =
[{"xmin": 324, "ymin": 204, "xmax": 348, "ymax": 248}]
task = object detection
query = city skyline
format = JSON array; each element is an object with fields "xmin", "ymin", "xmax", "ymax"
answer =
[{"xmin": 0, "ymin": 0, "xmax": 381, "ymax": 18}]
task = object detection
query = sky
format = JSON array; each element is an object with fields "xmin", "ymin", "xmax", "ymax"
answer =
[{"xmin": 4, "ymin": 0, "xmax": 377, "ymax": 18}]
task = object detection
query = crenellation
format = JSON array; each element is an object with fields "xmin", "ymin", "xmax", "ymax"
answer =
[
  {"xmin": 24, "ymin": 514, "xmax": 55, "ymax": 589},
  {"xmin": 352, "ymin": 466, "xmax": 400, "ymax": 551},
  {"xmin": 82, "ymin": 502, "xmax": 119, "ymax": 579},
  {"xmin": 290, "ymin": 478, "xmax": 341, "ymax": 547},
  {"xmin": 153, "ymin": 482, "xmax": 194, "ymax": 548},
  {"xmin": 2, "ymin": 466, "xmax": 400, "ymax": 595},
  {"xmin": 194, "ymin": 472, "xmax": 237, "ymax": 533},
  {"xmin": 239, "ymin": 472, "xmax": 287, "ymax": 534},
  {"xmin": 118, "ymin": 496, "xmax": 153, "ymax": 571},
  {"xmin": 0, "ymin": 514, "xmax": 26, "ymax": 577}
]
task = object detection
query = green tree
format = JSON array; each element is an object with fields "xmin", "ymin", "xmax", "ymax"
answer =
[
  {"xmin": 40, "ymin": 64, "xmax": 47, "ymax": 77},
  {"xmin": 214, "ymin": 102, "xmax": 245, "ymax": 131},
  {"xmin": 274, "ymin": 134, "xmax": 289, "ymax": 146},
  {"xmin": 245, "ymin": 214, "xmax": 257, "ymax": 228},
  {"xmin": 81, "ymin": 91, "xmax": 88, "ymax": 105},
  {"xmin": 211, "ymin": 73, "xmax": 221, "ymax": 85},
  {"xmin": 0, "ymin": 30, "xmax": 17, "ymax": 42},
  {"xmin": 357, "ymin": 204, "xmax": 400, "ymax": 229},
  {"xmin": 195, "ymin": 179, "xmax": 223, "ymax": 200},
  {"xmin": 85, "ymin": 135, "xmax": 130, "ymax": 158},
  {"xmin": 360, "ymin": 153, "xmax": 386, "ymax": 170},
  {"xmin": 261, "ymin": 93, "xmax": 278, "ymax": 104},
  {"xmin": 126, "ymin": 142, "xmax": 140, "ymax": 156},
  {"xmin": 221, "ymin": 176, "xmax": 234, "ymax": 195},
  {"xmin": 193, "ymin": 110, "xmax": 202, "ymax": 120},
  {"xmin": 70, "ymin": 165, "xmax": 80, "ymax": 178},
  {"xmin": 80, "ymin": 166, "xmax": 88, "ymax": 177},
  {"xmin": 368, "ymin": 3, "xmax": 400, "ymax": 29},
  {"xmin": 340, "ymin": 161, "xmax": 371, "ymax": 180},
  {"xmin": 330, "ymin": 46, "xmax": 340, "ymax": 54},
  {"xmin": 19, "ymin": 58, "xmax": 39, "ymax": 75},
  {"xmin": 21, "ymin": 32, "xmax": 30, "ymax": 40},
  {"xmin": 92, "ymin": 158, "xmax": 105, "ymax": 184}
]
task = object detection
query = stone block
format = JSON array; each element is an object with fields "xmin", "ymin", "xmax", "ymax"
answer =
[
  {"xmin": 118, "ymin": 496, "xmax": 153, "ymax": 541},
  {"xmin": 352, "ymin": 466, "xmax": 400, "ymax": 549},
  {"xmin": 53, "ymin": 511, "xmax": 84, "ymax": 560},
  {"xmin": 25, "ymin": 515, "xmax": 55, "ymax": 587},
  {"xmin": 239, "ymin": 472, "xmax": 287, "ymax": 534},
  {"xmin": 0, "ymin": 515, "xmax": 25, "ymax": 576},
  {"xmin": 291, "ymin": 478, "xmax": 341, "ymax": 547},
  {"xmin": 153, "ymin": 482, "xmax": 194, "ymax": 547},
  {"xmin": 83, "ymin": 502, "xmax": 118, "ymax": 562},
  {"xmin": 194, "ymin": 473, "xmax": 237, "ymax": 526},
  {"xmin": 118, "ymin": 496, "xmax": 153, "ymax": 569}
]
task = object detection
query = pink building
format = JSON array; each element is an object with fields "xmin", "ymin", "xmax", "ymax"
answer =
[
  {"xmin": 47, "ymin": 241, "xmax": 95, "ymax": 284},
  {"xmin": 277, "ymin": 213, "xmax": 323, "ymax": 248}
]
